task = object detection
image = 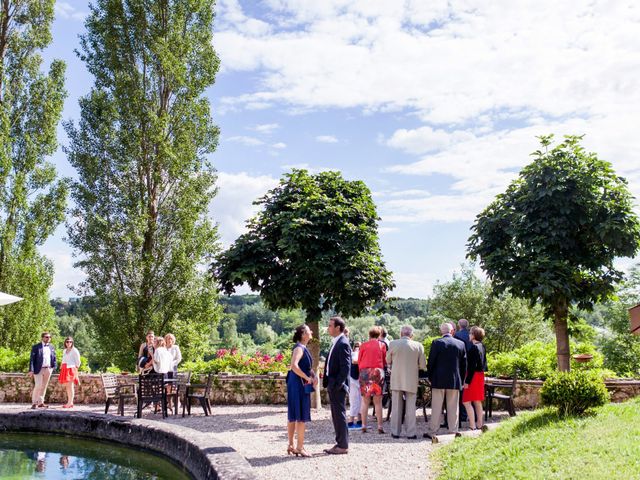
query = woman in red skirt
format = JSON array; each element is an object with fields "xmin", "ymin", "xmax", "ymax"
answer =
[
  {"xmin": 58, "ymin": 337, "xmax": 81, "ymax": 408},
  {"xmin": 462, "ymin": 326, "xmax": 488, "ymax": 430}
]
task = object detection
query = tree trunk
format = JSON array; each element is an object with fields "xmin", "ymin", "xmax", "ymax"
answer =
[
  {"xmin": 554, "ymin": 299, "xmax": 571, "ymax": 371},
  {"xmin": 306, "ymin": 308, "xmax": 322, "ymax": 409}
]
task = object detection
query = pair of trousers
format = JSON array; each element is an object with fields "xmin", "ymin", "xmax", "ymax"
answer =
[
  {"xmin": 429, "ymin": 388, "xmax": 459, "ymax": 434},
  {"xmin": 32, "ymin": 368, "xmax": 53, "ymax": 405},
  {"xmin": 328, "ymin": 387, "xmax": 349, "ymax": 448},
  {"xmin": 348, "ymin": 377, "xmax": 361, "ymax": 418},
  {"xmin": 390, "ymin": 390, "xmax": 417, "ymax": 437}
]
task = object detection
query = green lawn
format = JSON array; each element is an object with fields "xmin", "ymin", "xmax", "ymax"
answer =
[{"xmin": 434, "ymin": 398, "xmax": 640, "ymax": 479}]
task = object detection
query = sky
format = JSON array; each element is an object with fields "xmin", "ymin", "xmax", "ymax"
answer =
[{"xmin": 42, "ymin": 0, "xmax": 640, "ymax": 299}]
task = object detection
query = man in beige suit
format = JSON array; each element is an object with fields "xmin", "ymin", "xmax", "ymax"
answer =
[{"xmin": 386, "ymin": 325, "xmax": 427, "ymax": 439}]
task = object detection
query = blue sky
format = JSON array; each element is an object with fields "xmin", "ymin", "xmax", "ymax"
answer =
[{"xmin": 43, "ymin": 1, "xmax": 640, "ymax": 299}]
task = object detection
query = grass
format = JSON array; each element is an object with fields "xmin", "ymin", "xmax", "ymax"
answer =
[{"xmin": 434, "ymin": 398, "xmax": 640, "ymax": 479}]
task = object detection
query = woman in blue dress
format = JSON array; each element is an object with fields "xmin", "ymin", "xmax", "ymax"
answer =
[{"xmin": 287, "ymin": 324, "xmax": 317, "ymax": 458}]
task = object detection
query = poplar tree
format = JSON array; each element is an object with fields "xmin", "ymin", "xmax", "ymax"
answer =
[
  {"xmin": 65, "ymin": 0, "xmax": 221, "ymax": 367},
  {"xmin": 0, "ymin": 0, "xmax": 68, "ymax": 351}
]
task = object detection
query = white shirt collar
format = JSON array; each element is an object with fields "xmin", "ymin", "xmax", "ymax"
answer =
[{"xmin": 331, "ymin": 333, "xmax": 344, "ymax": 345}]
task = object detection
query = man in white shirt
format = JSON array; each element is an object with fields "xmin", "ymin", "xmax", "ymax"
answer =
[{"xmin": 29, "ymin": 332, "xmax": 57, "ymax": 409}]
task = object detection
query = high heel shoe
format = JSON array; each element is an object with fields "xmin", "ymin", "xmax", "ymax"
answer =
[
  {"xmin": 294, "ymin": 448, "xmax": 312, "ymax": 458},
  {"xmin": 287, "ymin": 445, "xmax": 296, "ymax": 456}
]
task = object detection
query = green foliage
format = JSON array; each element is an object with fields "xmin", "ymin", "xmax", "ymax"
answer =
[
  {"xmin": 468, "ymin": 135, "xmax": 640, "ymax": 370},
  {"xmin": 428, "ymin": 264, "xmax": 552, "ymax": 353},
  {"xmin": 0, "ymin": 0, "xmax": 68, "ymax": 352},
  {"xmin": 214, "ymin": 169, "xmax": 395, "ymax": 366},
  {"xmin": 488, "ymin": 342, "xmax": 557, "ymax": 379},
  {"xmin": 0, "ymin": 348, "xmax": 29, "ymax": 373},
  {"xmin": 540, "ymin": 370, "xmax": 610, "ymax": 416},
  {"xmin": 182, "ymin": 349, "xmax": 291, "ymax": 375},
  {"xmin": 593, "ymin": 264, "xmax": 640, "ymax": 377},
  {"xmin": 422, "ymin": 336, "xmax": 441, "ymax": 360},
  {"xmin": 436, "ymin": 399, "xmax": 640, "ymax": 479},
  {"xmin": 488, "ymin": 341, "xmax": 611, "ymax": 379},
  {"xmin": 65, "ymin": 0, "xmax": 222, "ymax": 368}
]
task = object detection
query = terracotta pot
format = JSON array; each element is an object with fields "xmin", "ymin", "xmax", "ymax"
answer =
[{"xmin": 572, "ymin": 354, "xmax": 593, "ymax": 363}]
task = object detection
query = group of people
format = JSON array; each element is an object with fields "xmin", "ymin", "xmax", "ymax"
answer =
[
  {"xmin": 137, "ymin": 330, "xmax": 182, "ymax": 379},
  {"xmin": 286, "ymin": 316, "xmax": 488, "ymax": 455},
  {"xmin": 27, "ymin": 329, "xmax": 183, "ymax": 410}
]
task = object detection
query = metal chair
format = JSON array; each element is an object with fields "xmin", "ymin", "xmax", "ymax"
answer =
[
  {"xmin": 485, "ymin": 372, "xmax": 518, "ymax": 420},
  {"xmin": 183, "ymin": 372, "xmax": 213, "ymax": 417},
  {"xmin": 166, "ymin": 371, "xmax": 191, "ymax": 416},
  {"xmin": 137, "ymin": 373, "xmax": 167, "ymax": 418},
  {"xmin": 101, "ymin": 373, "xmax": 136, "ymax": 416}
]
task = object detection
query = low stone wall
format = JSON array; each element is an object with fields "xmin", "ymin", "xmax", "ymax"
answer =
[
  {"xmin": 0, "ymin": 372, "xmax": 323, "ymax": 405},
  {"xmin": 492, "ymin": 378, "xmax": 640, "ymax": 409},
  {"xmin": 1, "ymin": 373, "xmax": 638, "ymax": 408},
  {"xmin": 0, "ymin": 410, "xmax": 255, "ymax": 480}
]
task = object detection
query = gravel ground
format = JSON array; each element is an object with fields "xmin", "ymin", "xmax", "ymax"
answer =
[{"xmin": 0, "ymin": 403, "xmax": 508, "ymax": 480}]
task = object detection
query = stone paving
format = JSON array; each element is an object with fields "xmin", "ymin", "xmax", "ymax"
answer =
[{"xmin": 0, "ymin": 402, "xmax": 509, "ymax": 480}]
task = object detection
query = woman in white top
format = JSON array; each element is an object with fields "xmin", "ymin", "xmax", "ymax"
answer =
[
  {"xmin": 164, "ymin": 333, "xmax": 182, "ymax": 377},
  {"xmin": 58, "ymin": 337, "xmax": 81, "ymax": 408},
  {"xmin": 152, "ymin": 337, "xmax": 173, "ymax": 376}
]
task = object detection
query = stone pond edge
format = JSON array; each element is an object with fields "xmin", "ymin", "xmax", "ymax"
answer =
[{"xmin": 0, "ymin": 410, "xmax": 257, "ymax": 480}]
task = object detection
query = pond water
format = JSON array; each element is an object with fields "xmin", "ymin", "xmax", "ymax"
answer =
[{"xmin": 0, "ymin": 432, "xmax": 192, "ymax": 479}]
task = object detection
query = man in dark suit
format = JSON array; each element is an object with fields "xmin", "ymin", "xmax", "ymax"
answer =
[
  {"xmin": 323, "ymin": 316, "xmax": 351, "ymax": 454},
  {"xmin": 453, "ymin": 319, "xmax": 471, "ymax": 422},
  {"xmin": 424, "ymin": 323, "xmax": 467, "ymax": 441},
  {"xmin": 454, "ymin": 318, "xmax": 471, "ymax": 351},
  {"xmin": 28, "ymin": 332, "xmax": 57, "ymax": 409}
]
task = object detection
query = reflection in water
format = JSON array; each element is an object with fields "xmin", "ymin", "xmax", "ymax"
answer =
[{"xmin": 0, "ymin": 433, "xmax": 191, "ymax": 479}]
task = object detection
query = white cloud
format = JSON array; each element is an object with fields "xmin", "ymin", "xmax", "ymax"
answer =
[
  {"xmin": 271, "ymin": 142, "xmax": 287, "ymax": 149},
  {"xmin": 226, "ymin": 135, "xmax": 264, "ymax": 147},
  {"xmin": 214, "ymin": 1, "xmax": 640, "ymax": 135},
  {"xmin": 316, "ymin": 135, "xmax": 338, "ymax": 143},
  {"xmin": 251, "ymin": 123, "xmax": 280, "ymax": 134},
  {"xmin": 210, "ymin": 172, "xmax": 279, "ymax": 246},
  {"xmin": 55, "ymin": 2, "xmax": 86, "ymax": 21}
]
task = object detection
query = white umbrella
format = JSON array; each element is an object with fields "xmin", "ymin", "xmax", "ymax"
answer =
[{"xmin": 0, "ymin": 292, "xmax": 23, "ymax": 306}]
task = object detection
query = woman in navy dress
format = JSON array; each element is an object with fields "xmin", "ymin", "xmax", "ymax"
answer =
[{"xmin": 286, "ymin": 324, "xmax": 317, "ymax": 458}]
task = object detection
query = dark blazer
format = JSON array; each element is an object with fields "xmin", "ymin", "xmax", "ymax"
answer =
[
  {"xmin": 427, "ymin": 334, "xmax": 467, "ymax": 390},
  {"xmin": 465, "ymin": 342, "xmax": 487, "ymax": 385},
  {"xmin": 29, "ymin": 343, "xmax": 57, "ymax": 375},
  {"xmin": 454, "ymin": 328, "xmax": 471, "ymax": 351},
  {"xmin": 323, "ymin": 335, "xmax": 351, "ymax": 392}
]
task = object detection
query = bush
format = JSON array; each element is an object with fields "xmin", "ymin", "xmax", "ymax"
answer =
[
  {"xmin": 489, "ymin": 342, "xmax": 557, "ymax": 379},
  {"xmin": 0, "ymin": 347, "xmax": 30, "ymax": 372},
  {"xmin": 181, "ymin": 349, "xmax": 291, "ymax": 375},
  {"xmin": 540, "ymin": 370, "xmax": 610, "ymax": 416},
  {"xmin": 488, "ymin": 341, "xmax": 611, "ymax": 380}
]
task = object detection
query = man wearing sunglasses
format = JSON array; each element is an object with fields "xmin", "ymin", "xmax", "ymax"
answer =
[{"xmin": 28, "ymin": 332, "xmax": 57, "ymax": 409}]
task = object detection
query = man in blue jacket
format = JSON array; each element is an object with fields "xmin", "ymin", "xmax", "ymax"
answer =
[
  {"xmin": 29, "ymin": 332, "xmax": 57, "ymax": 409},
  {"xmin": 424, "ymin": 323, "xmax": 467, "ymax": 442},
  {"xmin": 323, "ymin": 316, "xmax": 351, "ymax": 454}
]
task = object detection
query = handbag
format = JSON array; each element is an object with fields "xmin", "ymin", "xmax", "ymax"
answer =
[{"xmin": 304, "ymin": 383, "xmax": 315, "ymax": 394}]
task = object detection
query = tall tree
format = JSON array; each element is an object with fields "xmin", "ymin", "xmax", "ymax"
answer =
[
  {"xmin": 65, "ymin": 0, "xmax": 221, "ymax": 368},
  {"xmin": 468, "ymin": 135, "xmax": 640, "ymax": 370},
  {"xmin": 0, "ymin": 0, "xmax": 68, "ymax": 351},
  {"xmin": 428, "ymin": 264, "xmax": 551, "ymax": 353},
  {"xmin": 214, "ymin": 169, "xmax": 395, "ymax": 373}
]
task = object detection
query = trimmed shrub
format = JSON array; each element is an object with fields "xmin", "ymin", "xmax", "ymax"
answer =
[{"xmin": 540, "ymin": 370, "xmax": 610, "ymax": 416}]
